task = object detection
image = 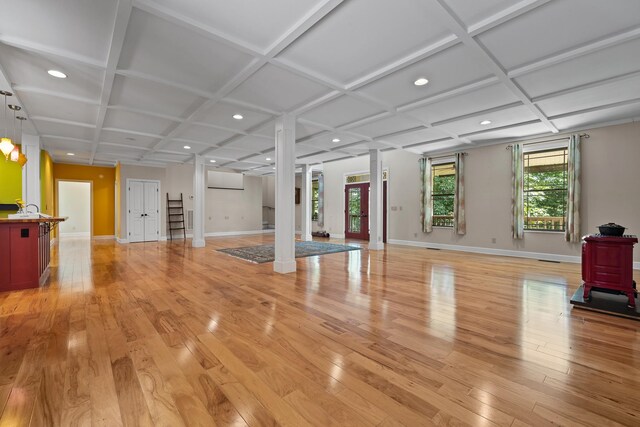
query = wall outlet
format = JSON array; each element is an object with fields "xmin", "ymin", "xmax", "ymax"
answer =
[
  {"xmin": 491, "ymin": 237, "xmax": 497, "ymax": 244},
  {"xmin": 414, "ymin": 232, "xmax": 418, "ymax": 238},
  {"xmin": 399, "ymin": 206, "xmax": 403, "ymax": 211},
  {"xmin": 224, "ymin": 216, "xmax": 229, "ymax": 220},
  {"xmin": 391, "ymin": 206, "xmax": 398, "ymax": 211}
]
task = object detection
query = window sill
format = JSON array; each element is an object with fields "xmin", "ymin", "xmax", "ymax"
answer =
[
  {"xmin": 524, "ymin": 230, "xmax": 565, "ymax": 235},
  {"xmin": 432, "ymin": 226, "xmax": 454, "ymax": 230}
]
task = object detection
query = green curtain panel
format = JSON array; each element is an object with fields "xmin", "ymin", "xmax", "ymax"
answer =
[
  {"xmin": 565, "ymin": 135, "xmax": 581, "ymax": 242},
  {"xmin": 317, "ymin": 173, "xmax": 324, "ymax": 228},
  {"xmin": 419, "ymin": 157, "xmax": 433, "ymax": 233},
  {"xmin": 453, "ymin": 153, "xmax": 466, "ymax": 235},
  {"xmin": 511, "ymin": 143, "xmax": 524, "ymax": 239}
]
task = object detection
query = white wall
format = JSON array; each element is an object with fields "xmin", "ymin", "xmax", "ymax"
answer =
[
  {"xmin": 119, "ymin": 163, "xmax": 268, "ymax": 240},
  {"xmin": 58, "ymin": 181, "xmax": 91, "ymax": 236},
  {"xmin": 321, "ymin": 121, "xmax": 640, "ymax": 262}
]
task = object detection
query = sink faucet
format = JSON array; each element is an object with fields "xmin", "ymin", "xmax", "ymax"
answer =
[{"xmin": 25, "ymin": 204, "xmax": 40, "ymax": 213}]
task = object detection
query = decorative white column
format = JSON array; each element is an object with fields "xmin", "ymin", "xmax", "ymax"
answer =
[
  {"xmin": 21, "ymin": 133, "xmax": 41, "ymax": 208},
  {"xmin": 192, "ymin": 154, "xmax": 206, "ymax": 248},
  {"xmin": 369, "ymin": 148, "xmax": 384, "ymax": 251},
  {"xmin": 274, "ymin": 114, "xmax": 296, "ymax": 274},
  {"xmin": 300, "ymin": 163, "xmax": 313, "ymax": 242}
]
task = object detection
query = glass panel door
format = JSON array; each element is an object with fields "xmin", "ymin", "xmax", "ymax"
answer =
[{"xmin": 345, "ymin": 183, "xmax": 369, "ymax": 240}]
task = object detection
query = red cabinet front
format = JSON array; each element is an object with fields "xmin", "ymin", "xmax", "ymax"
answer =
[{"xmin": 582, "ymin": 234, "xmax": 637, "ymax": 307}]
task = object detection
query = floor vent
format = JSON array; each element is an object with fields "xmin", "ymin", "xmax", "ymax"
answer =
[
  {"xmin": 539, "ymin": 259, "xmax": 560, "ymax": 263},
  {"xmin": 427, "ymin": 248, "xmax": 441, "ymax": 251},
  {"xmin": 186, "ymin": 210, "xmax": 194, "ymax": 230}
]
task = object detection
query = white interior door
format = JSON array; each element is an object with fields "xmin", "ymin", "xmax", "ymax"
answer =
[
  {"xmin": 143, "ymin": 182, "xmax": 159, "ymax": 242},
  {"xmin": 128, "ymin": 181, "xmax": 145, "ymax": 243}
]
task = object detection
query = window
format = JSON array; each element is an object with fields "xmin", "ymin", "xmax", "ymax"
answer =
[
  {"xmin": 311, "ymin": 180, "xmax": 319, "ymax": 221},
  {"xmin": 432, "ymin": 162, "xmax": 455, "ymax": 227},
  {"xmin": 523, "ymin": 148, "xmax": 568, "ymax": 231}
]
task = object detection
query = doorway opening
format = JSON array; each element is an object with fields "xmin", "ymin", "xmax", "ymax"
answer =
[{"xmin": 57, "ymin": 180, "xmax": 92, "ymax": 238}]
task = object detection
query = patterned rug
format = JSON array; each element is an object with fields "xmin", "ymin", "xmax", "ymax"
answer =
[{"xmin": 217, "ymin": 241, "xmax": 362, "ymax": 264}]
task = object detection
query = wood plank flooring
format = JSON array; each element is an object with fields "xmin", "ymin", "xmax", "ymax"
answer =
[{"xmin": 0, "ymin": 235, "xmax": 639, "ymax": 426}]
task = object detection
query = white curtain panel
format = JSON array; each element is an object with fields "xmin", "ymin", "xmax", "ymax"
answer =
[
  {"xmin": 511, "ymin": 143, "xmax": 524, "ymax": 239},
  {"xmin": 419, "ymin": 157, "xmax": 433, "ymax": 233},
  {"xmin": 565, "ymin": 134, "xmax": 581, "ymax": 242},
  {"xmin": 453, "ymin": 152, "xmax": 466, "ymax": 235}
]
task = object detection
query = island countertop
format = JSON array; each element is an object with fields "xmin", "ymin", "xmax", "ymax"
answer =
[{"xmin": 0, "ymin": 216, "xmax": 67, "ymax": 223}]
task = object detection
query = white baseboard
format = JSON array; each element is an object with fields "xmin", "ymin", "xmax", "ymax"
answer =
[
  {"xmin": 205, "ymin": 229, "xmax": 275, "ymax": 237},
  {"xmin": 116, "ymin": 237, "xmax": 128, "ymax": 244},
  {"xmin": 388, "ymin": 239, "xmax": 583, "ymax": 265},
  {"xmin": 331, "ymin": 233, "xmax": 346, "ymax": 239},
  {"xmin": 93, "ymin": 235, "xmax": 115, "ymax": 240}
]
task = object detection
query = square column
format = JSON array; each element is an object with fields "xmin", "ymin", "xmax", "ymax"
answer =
[
  {"xmin": 300, "ymin": 164, "xmax": 313, "ymax": 242},
  {"xmin": 21, "ymin": 133, "xmax": 41, "ymax": 208},
  {"xmin": 369, "ymin": 148, "xmax": 384, "ymax": 250},
  {"xmin": 274, "ymin": 114, "xmax": 296, "ymax": 274},
  {"xmin": 192, "ymin": 154, "xmax": 206, "ymax": 248}
]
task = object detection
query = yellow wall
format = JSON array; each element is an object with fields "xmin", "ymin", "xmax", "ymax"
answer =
[
  {"xmin": 53, "ymin": 163, "xmax": 115, "ymax": 236},
  {"xmin": 40, "ymin": 150, "xmax": 54, "ymax": 216},
  {"xmin": 114, "ymin": 162, "xmax": 121, "ymax": 238},
  {"xmin": 0, "ymin": 146, "xmax": 23, "ymax": 218}
]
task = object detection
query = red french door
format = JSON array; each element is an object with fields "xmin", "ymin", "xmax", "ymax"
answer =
[
  {"xmin": 344, "ymin": 182, "xmax": 388, "ymax": 242},
  {"xmin": 345, "ymin": 183, "xmax": 369, "ymax": 240}
]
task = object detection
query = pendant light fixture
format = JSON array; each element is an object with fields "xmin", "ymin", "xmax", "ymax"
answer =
[
  {"xmin": 0, "ymin": 90, "xmax": 14, "ymax": 160},
  {"xmin": 16, "ymin": 116, "xmax": 27, "ymax": 167}
]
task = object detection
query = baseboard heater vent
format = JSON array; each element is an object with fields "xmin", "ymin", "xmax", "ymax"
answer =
[
  {"xmin": 186, "ymin": 210, "xmax": 194, "ymax": 230},
  {"xmin": 427, "ymin": 248, "xmax": 441, "ymax": 251},
  {"xmin": 539, "ymin": 259, "xmax": 560, "ymax": 263}
]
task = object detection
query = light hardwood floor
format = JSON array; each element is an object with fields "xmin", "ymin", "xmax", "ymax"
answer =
[{"xmin": 0, "ymin": 235, "xmax": 639, "ymax": 426}]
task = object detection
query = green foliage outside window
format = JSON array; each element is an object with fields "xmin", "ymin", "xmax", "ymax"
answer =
[
  {"xmin": 523, "ymin": 148, "xmax": 568, "ymax": 231},
  {"xmin": 432, "ymin": 162, "xmax": 455, "ymax": 227},
  {"xmin": 311, "ymin": 180, "xmax": 319, "ymax": 221}
]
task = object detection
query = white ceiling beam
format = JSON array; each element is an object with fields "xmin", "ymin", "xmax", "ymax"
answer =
[
  {"xmin": 430, "ymin": 101, "xmax": 524, "ymax": 127},
  {"xmin": 101, "ymin": 127, "xmax": 164, "ymax": 139},
  {"xmin": 11, "ymin": 85, "xmax": 100, "ymax": 105},
  {"xmin": 467, "ymin": 0, "xmax": 552, "ymax": 37},
  {"xmin": 429, "ymin": 0, "xmax": 558, "ymax": 133},
  {"xmin": 508, "ymin": 26, "xmax": 640, "ymax": 78},
  {"xmin": 0, "ymin": 35, "xmax": 106, "ymax": 69},
  {"xmin": 114, "ymin": 69, "xmax": 214, "ymax": 99},
  {"xmin": 106, "ymin": 105, "xmax": 183, "ymax": 123},
  {"xmin": 397, "ymin": 77, "xmax": 499, "ymax": 112},
  {"xmin": 531, "ymin": 69, "xmax": 640, "ymax": 104},
  {"xmin": 546, "ymin": 97, "xmax": 640, "ymax": 121},
  {"xmin": 100, "ymin": 142, "xmax": 150, "ymax": 151},
  {"xmin": 458, "ymin": 119, "xmax": 541, "ymax": 138},
  {"xmin": 90, "ymin": 0, "xmax": 134, "ymax": 164},
  {"xmin": 133, "ymin": 0, "xmax": 264, "ymax": 56},
  {"xmin": 31, "ymin": 116, "xmax": 96, "ymax": 128},
  {"xmin": 346, "ymin": 35, "xmax": 460, "ymax": 91}
]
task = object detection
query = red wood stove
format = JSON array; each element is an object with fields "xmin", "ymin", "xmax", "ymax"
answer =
[{"xmin": 582, "ymin": 234, "xmax": 638, "ymax": 308}]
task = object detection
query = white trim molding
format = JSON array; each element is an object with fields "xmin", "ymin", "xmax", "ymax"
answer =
[
  {"xmin": 388, "ymin": 239, "xmax": 583, "ymax": 264},
  {"xmin": 93, "ymin": 235, "xmax": 115, "ymax": 240}
]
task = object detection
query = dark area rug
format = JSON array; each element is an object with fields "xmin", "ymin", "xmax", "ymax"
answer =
[{"xmin": 217, "ymin": 241, "xmax": 362, "ymax": 263}]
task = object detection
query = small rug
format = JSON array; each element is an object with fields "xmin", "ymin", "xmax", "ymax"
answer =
[{"xmin": 217, "ymin": 241, "xmax": 362, "ymax": 264}]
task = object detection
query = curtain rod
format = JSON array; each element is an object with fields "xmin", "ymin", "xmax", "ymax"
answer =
[
  {"xmin": 419, "ymin": 152, "xmax": 468, "ymax": 161},
  {"xmin": 506, "ymin": 133, "xmax": 589, "ymax": 150}
]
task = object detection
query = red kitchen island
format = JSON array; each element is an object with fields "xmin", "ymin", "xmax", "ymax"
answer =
[{"xmin": 0, "ymin": 216, "xmax": 66, "ymax": 292}]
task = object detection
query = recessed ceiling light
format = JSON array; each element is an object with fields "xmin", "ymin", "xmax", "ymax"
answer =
[
  {"xmin": 66, "ymin": 152, "xmax": 74, "ymax": 156},
  {"xmin": 480, "ymin": 120, "xmax": 492, "ymax": 125},
  {"xmin": 413, "ymin": 77, "xmax": 429, "ymax": 86},
  {"xmin": 265, "ymin": 157, "xmax": 272, "ymax": 161},
  {"xmin": 209, "ymin": 159, "xmax": 216, "ymax": 163},
  {"xmin": 332, "ymin": 138, "xmax": 341, "ymax": 143},
  {"xmin": 48, "ymin": 69, "xmax": 67, "ymax": 79},
  {"xmin": 232, "ymin": 114, "xmax": 243, "ymax": 120},
  {"xmin": 183, "ymin": 145, "xmax": 191, "ymax": 149},
  {"xmin": 272, "ymin": 167, "xmax": 276, "ymax": 170}
]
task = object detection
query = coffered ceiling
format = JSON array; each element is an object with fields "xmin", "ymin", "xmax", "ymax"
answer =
[{"xmin": 1, "ymin": 0, "xmax": 639, "ymax": 174}]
